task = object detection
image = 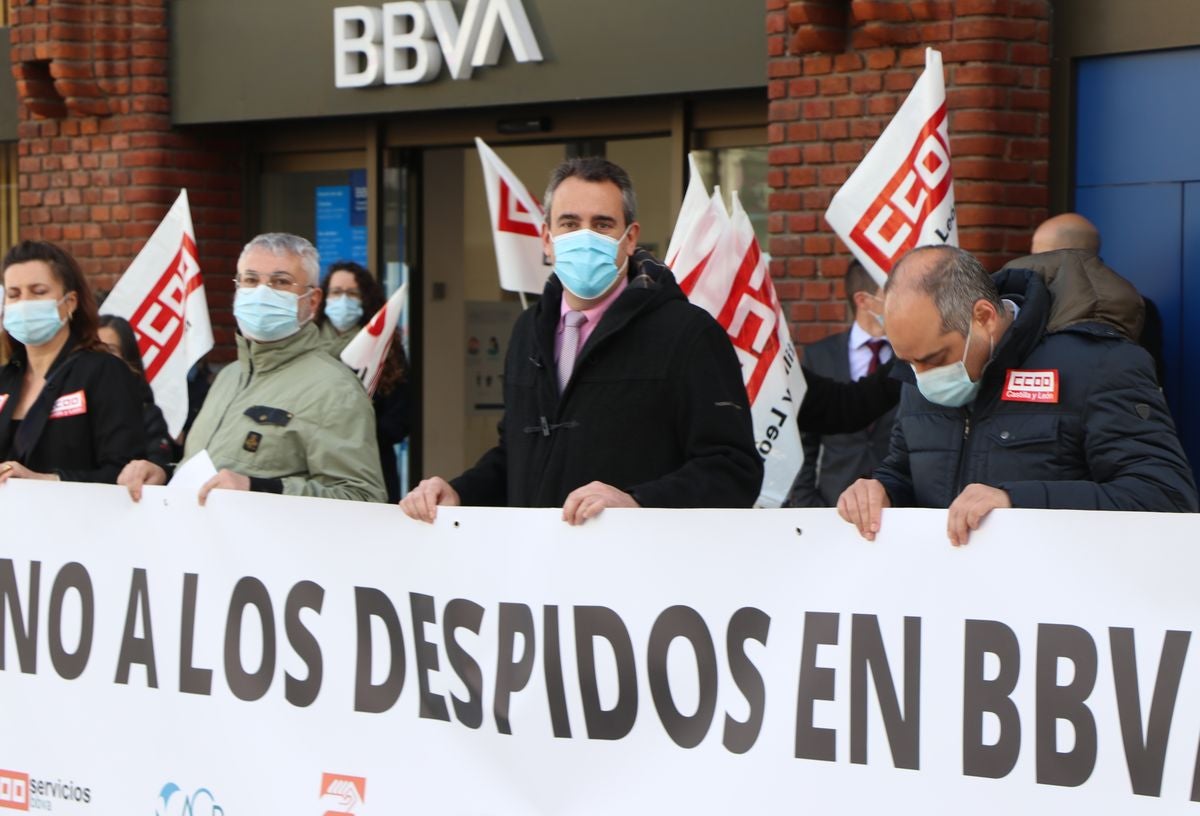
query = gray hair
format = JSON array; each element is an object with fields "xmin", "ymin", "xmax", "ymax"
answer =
[
  {"xmin": 885, "ymin": 245, "xmax": 1002, "ymax": 336},
  {"xmin": 239, "ymin": 233, "xmax": 321, "ymax": 287},
  {"xmin": 543, "ymin": 157, "xmax": 637, "ymax": 227}
]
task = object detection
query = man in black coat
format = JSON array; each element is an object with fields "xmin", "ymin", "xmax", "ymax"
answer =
[
  {"xmin": 787, "ymin": 261, "xmax": 896, "ymax": 507},
  {"xmin": 401, "ymin": 157, "xmax": 763, "ymax": 524},
  {"xmin": 838, "ymin": 245, "xmax": 1198, "ymax": 546}
]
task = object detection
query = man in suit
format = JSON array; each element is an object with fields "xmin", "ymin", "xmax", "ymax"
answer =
[{"xmin": 786, "ymin": 261, "xmax": 896, "ymax": 507}]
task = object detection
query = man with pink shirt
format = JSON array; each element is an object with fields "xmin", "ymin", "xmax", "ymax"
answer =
[{"xmin": 401, "ymin": 157, "xmax": 762, "ymax": 524}]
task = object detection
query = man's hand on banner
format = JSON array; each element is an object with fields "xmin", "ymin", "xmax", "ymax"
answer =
[
  {"xmin": 837, "ymin": 478, "xmax": 891, "ymax": 541},
  {"xmin": 117, "ymin": 459, "xmax": 168, "ymax": 502},
  {"xmin": 400, "ymin": 476, "xmax": 461, "ymax": 523},
  {"xmin": 198, "ymin": 469, "xmax": 251, "ymax": 506},
  {"xmin": 946, "ymin": 483, "xmax": 1011, "ymax": 547},
  {"xmin": 0, "ymin": 461, "xmax": 59, "ymax": 484},
  {"xmin": 562, "ymin": 481, "xmax": 639, "ymax": 526}
]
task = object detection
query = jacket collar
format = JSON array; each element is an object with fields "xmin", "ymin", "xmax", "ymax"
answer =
[
  {"xmin": 533, "ymin": 249, "xmax": 684, "ymax": 366},
  {"xmin": 235, "ymin": 322, "xmax": 323, "ymax": 375}
]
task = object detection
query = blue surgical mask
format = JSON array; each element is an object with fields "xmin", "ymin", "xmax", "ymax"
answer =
[
  {"xmin": 3, "ymin": 297, "xmax": 67, "ymax": 347},
  {"xmin": 552, "ymin": 227, "xmax": 630, "ymax": 300},
  {"xmin": 234, "ymin": 285, "xmax": 310, "ymax": 343},
  {"xmin": 324, "ymin": 295, "xmax": 364, "ymax": 333},
  {"xmin": 913, "ymin": 324, "xmax": 992, "ymax": 408}
]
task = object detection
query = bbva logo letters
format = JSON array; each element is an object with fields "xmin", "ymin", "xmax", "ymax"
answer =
[{"xmin": 334, "ymin": 0, "xmax": 544, "ymax": 88}]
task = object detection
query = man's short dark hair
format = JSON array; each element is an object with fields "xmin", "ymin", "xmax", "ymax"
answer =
[
  {"xmin": 885, "ymin": 245, "xmax": 1003, "ymax": 336},
  {"xmin": 844, "ymin": 261, "xmax": 879, "ymax": 313},
  {"xmin": 543, "ymin": 157, "xmax": 637, "ymax": 227}
]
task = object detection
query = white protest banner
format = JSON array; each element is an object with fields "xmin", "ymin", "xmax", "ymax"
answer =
[
  {"xmin": 475, "ymin": 137, "xmax": 550, "ymax": 294},
  {"xmin": 4, "ymin": 481, "xmax": 1200, "ymax": 813},
  {"xmin": 340, "ymin": 283, "xmax": 407, "ymax": 397},
  {"xmin": 676, "ymin": 191, "xmax": 805, "ymax": 508},
  {"xmin": 99, "ymin": 189, "xmax": 213, "ymax": 437},
  {"xmin": 825, "ymin": 48, "xmax": 957, "ymax": 284}
]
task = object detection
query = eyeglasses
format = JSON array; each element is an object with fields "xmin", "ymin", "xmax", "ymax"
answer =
[
  {"xmin": 233, "ymin": 273, "xmax": 312, "ymax": 291},
  {"xmin": 328, "ymin": 288, "xmax": 362, "ymax": 300}
]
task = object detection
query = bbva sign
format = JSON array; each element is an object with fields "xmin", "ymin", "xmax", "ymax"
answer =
[{"xmin": 334, "ymin": 0, "xmax": 544, "ymax": 88}]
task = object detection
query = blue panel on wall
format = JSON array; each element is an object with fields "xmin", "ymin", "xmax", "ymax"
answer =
[
  {"xmin": 1076, "ymin": 48, "xmax": 1200, "ymax": 187},
  {"xmin": 1181, "ymin": 183, "xmax": 1200, "ymax": 469},
  {"xmin": 1075, "ymin": 183, "xmax": 1182, "ymax": 402}
]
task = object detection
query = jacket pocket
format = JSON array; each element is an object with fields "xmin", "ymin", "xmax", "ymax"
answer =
[{"xmin": 981, "ymin": 413, "xmax": 1071, "ymax": 484}]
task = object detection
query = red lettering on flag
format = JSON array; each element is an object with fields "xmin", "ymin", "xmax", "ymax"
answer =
[
  {"xmin": 497, "ymin": 178, "xmax": 541, "ymax": 238},
  {"xmin": 713, "ymin": 241, "xmax": 780, "ymax": 403},
  {"xmin": 129, "ymin": 234, "xmax": 199, "ymax": 383},
  {"xmin": 366, "ymin": 305, "xmax": 388, "ymax": 337},
  {"xmin": 848, "ymin": 104, "xmax": 952, "ymax": 273}
]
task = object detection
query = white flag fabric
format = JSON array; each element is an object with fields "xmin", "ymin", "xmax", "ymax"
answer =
[
  {"xmin": 672, "ymin": 188, "xmax": 807, "ymax": 508},
  {"xmin": 825, "ymin": 47, "xmax": 957, "ymax": 285},
  {"xmin": 341, "ymin": 283, "xmax": 407, "ymax": 397},
  {"xmin": 665, "ymin": 153, "xmax": 710, "ymax": 271},
  {"xmin": 99, "ymin": 189, "xmax": 212, "ymax": 437},
  {"xmin": 474, "ymin": 137, "xmax": 550, "ymax": 294}
]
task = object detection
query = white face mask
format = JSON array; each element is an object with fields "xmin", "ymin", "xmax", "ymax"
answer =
[{"xmin": 912, "ymin": 323, "xmax": 993, "ymax": 408}]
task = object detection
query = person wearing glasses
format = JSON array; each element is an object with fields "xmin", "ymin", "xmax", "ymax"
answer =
[{"xmin": 118, "ymin": 233, "xmax": 386, "ymax": 504}]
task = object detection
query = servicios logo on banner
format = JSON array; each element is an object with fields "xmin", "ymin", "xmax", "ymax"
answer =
[{"xmin": 0, "ymin": 769, "xmax": 91, "ymax": 812}]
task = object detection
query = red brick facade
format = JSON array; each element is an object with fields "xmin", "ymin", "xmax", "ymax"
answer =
[
  {"xmin": 6, "ymin": 0, "xmax": 1051, "ymax": 355},
  {"xmin": 767, "ymin": 0, "xmax": 1052, "ymax": 345},
  {"xmin": 8, "ymin": 0, "xmax": 243, "ymax": 348}
]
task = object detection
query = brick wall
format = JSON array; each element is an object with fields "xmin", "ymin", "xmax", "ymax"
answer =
[
  {"xmin": 767, "ymin": 0, "xmax": 1052, "ymax": 346},
  {"xmin": 9, "ymin": 0, "xmax": 244, "ymax": 350}
]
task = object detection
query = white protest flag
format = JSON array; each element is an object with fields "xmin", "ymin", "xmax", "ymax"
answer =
[
  {"xmin": 474, "ymin": 137, "xmax": 549, "ymax": 294},
  {"xmin": 341, "ymin": 283, "xmax": 407, "ymax": 397},
  {"xmin": 99, "ymin": 189, "xmax": 212, "ymax": 437},
  {"xmin": 674, "ymin": 190, "xmax": 807, "ymax": 508},
  {"xmin": 825, "ymin": 47, "xmax": 957, "ymax": 285},
  {"xmin": 666, "ymin": 177, "xmax": 728, "ymax": 295},
  {"xmin": 665, "ymin": 153, "xmax": 710, "ymax": 270}
]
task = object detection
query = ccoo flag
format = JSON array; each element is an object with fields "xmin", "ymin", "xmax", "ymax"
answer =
[
  {"xmin": 475, "ymin": 137, "xmax": 550, "ymax": 294},
  {"xmin": 99, "ymin": 189, "xmax": 213, "ymax": 437},
  {"xmin": 669, "ymin": 171, "xmax": 807, "ymax": 508},
  {"xmin": 341, "ymin": 283, "xmax": 408, "ymax": 398},
  {"xmin": 825, "ymin": 47, "xmax": 957, "ymax": 285}
]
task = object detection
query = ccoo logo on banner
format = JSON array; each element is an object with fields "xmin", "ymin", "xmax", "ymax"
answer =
[{"xmin": 825, "ymin": 47, "xmax": 957, "ymax": 284}]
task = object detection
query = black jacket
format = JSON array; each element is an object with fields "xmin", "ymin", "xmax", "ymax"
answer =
[
  {"xmin": 451, "ymin": 251, "xmax": 763, "ymax": 508},
  {"xmin": 789, "ymin": 330, "xmax": 897, "ymax": 506},
  {"xmin": 0, "ymin": 335, "xmax": 145, "ymax": 483},
  {"xmin": 875, "ymin": 268, "xmax": 1198, "ymax": 511}
]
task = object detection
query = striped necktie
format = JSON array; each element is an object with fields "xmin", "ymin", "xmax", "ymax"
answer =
[{"xmin": 558, "ymin": 310, "xmax": 587, "ymax": 393}]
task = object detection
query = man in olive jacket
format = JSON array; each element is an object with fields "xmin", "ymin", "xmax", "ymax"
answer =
[{"xmin": 119, "ymin": 233, "xmax": 386, "ymax": 504}]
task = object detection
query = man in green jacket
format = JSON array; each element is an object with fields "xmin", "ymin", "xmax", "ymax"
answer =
[{"xmin": 119, "ymin": 233, "xmax": 386, "ymax": 504}]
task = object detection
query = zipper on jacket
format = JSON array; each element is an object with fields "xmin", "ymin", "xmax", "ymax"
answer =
[{"xmin": 952, "ymin": 413, "xmax": 972, "ymax": 496}]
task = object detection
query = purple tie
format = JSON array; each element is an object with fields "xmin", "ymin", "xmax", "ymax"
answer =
[
  {"xmin": 558, "ymin": 310, "xmax": 587, "ymax": 393},
  {"xmin": 866, "ymin": 338, "xmax": 887, "ymax": 376}
]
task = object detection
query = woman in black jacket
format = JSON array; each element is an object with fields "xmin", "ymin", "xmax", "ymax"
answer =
[
  {"xmin": 0, "ymin": 240, "xmax": 144, "ymax": 484},
  {"xmin": 98, "ymin": 314, "xmax": 179, "ymax": 471}
]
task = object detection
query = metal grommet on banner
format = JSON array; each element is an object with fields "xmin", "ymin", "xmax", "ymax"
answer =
[
  {"xmin": 453, "ymin": 521, "xmax": 461, "ymax": 528},
  {"xmin": 795, "ymin": 528, "xmax": 803, "ymax": 536}
]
